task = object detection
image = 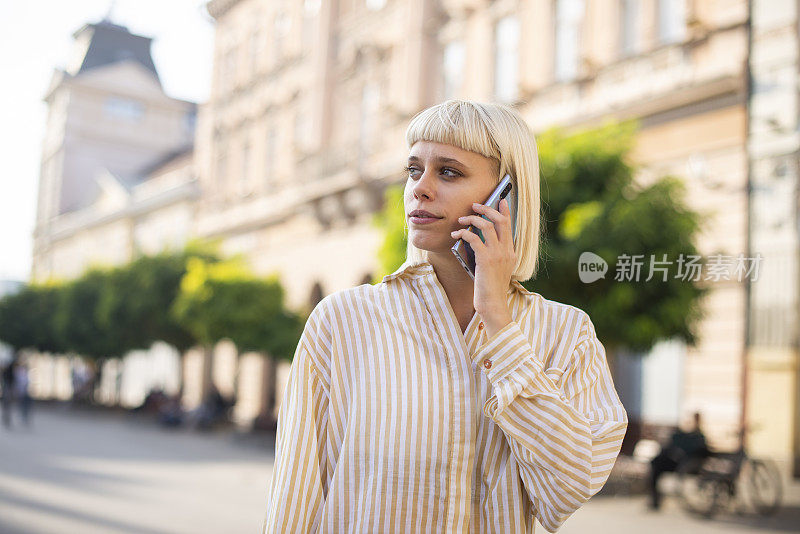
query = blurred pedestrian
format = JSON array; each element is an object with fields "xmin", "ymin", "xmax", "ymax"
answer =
[
  {"xmin": 191, "ymin": 383, "xmax": 233, "ymax": 430},
  {"xmin": 71, "ymin": 363, "xmax": 92, "ymax": 404},
  {"xmin": 157, "ymin": 393, "xmax": 185, "ymax": 428},
  {"xmin": 1, "ymin": 358, "xmax": 17, "ymax": 429},
  {"xmin": 14, "ymin": 360, "xmax": 32, "ymax": 427},
  {"xmin": 648, "ymin": 411, "xmax": 710, "ymax": 510},
  {"xmin": 263, "ymin": 100, "xmax": 628, "ymax": 533}
]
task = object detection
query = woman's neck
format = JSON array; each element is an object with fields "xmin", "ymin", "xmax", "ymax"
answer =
[{"xmin": 428, "ymin": 250, "xmax": 475, "ymax": 319}]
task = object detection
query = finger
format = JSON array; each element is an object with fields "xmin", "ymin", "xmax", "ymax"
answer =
[
  {"xmin": 451, "ymin": 228, "xmax": 486, "ymax": 254},
  {"xmin": 472, "ymin": 201, "xmax": 510, "ymax": 245},
  {"xmin": 499, "ymin": 198, "xmax": 514, "ymax": 247},
  {"xmin": 499, "ymin": 197, "xmax": 509, "ymax": 214},
  {"xmin": 457, "ymin": 215, "xmax": 498, "ymax": 246}
]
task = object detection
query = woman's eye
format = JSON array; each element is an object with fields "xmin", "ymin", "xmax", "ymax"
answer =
[
  {"xmin": 404, "ymin": 166, "xmax": 460, "ymax": 179},
  {"xmin": 404, "ymin": 166, "xmax": 420, "ymax": 178}
]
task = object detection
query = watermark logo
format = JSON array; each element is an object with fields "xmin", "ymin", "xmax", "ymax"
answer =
[
  {"xmin": 578, "ymin": 252, "xmax": 763, "ymax": 283},
  {"xmin": 578, "ymin": 252, "xmax": 608, "ymax": 283}
]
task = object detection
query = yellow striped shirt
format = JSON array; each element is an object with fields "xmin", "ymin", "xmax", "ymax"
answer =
[{"xmin": 263, "ymin": 261, "xmax": 628, "ymax": 533}]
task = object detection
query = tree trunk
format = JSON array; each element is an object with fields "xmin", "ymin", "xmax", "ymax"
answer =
[
  {"xmin": 233, "ymin": 351, "xmax": 241, "ymax": 400},
  {"xmin": 201, "ymin": 345, "xmax": 214, "ymax": 400},
  {"xmin": 176, "ymin": 351, "xmax": 186, "ymax": 399},
  {"xmin": 606, "ymin": 346, "xmax": 636, "ymax": 455},
  {"xmin": 253, "ymin": 355, "xmax": 278, "ymax": 431},
  {"xmin": 92, "ymin": 357, "xmax": 105, "ymax": 405},
  {"xmin": 114, "ymin": 357, "xmax": 124, "ymax": 407}
]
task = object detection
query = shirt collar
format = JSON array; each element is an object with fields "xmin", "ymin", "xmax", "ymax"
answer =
[
  {"xmin": 380, "ymin": 260, "xmax": 433, "ymax": 283},
  {"xmin": 381, "ymin": 260, "xmax": 533, "ymax": 295}
]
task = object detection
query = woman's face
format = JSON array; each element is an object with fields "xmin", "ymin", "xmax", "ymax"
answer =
[{"xmin": 404, "ymin": 141, "xmax": 499, "ymax": 256}]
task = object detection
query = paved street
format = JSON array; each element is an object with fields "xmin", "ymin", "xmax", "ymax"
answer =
[
  {"xmin": 1, "ymin": 403, "xmax": 799, "ymax": 534},
  {"xmin": 0, "ymin": 404, "xmax": 274, "ymax": 534},
  {"xmin": 557, "ymin": 489, "xmax": 800, "ymax": 534}
]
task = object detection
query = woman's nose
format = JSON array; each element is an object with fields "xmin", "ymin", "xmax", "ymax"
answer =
[{"xmin": 412, "ymin": 170, "xmax": 436, "ymax": 200}]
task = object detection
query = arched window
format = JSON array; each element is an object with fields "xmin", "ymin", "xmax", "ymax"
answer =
[{"xmin": 309, "ymin": 281, "xmax": 325, "ymax": 309}]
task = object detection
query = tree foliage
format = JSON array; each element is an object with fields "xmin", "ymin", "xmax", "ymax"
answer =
[
  {"xmin": 527, "ymin": 122, "xmax": 706, "ymax": 351},
  {"xmin": 96, "ymin": 251, "xmax": 203, "ymax": 354},
  {"xmin": 372, "ymin": 184, "xmax": 408, "ymax": 279},
  {"xmin": 0, "ymin": 283, "xmax": 63, "ymax": 353},
  {"xmin": 54, "ymin": 268, "xmax": 123, "ymax": 359},
  {"xmin": 0, "ymin": 241, "xmax": 222, "ymax": 359},
  {"xmin": 171, "ymin": 257, "xmax": 304, "ymax": 361}
]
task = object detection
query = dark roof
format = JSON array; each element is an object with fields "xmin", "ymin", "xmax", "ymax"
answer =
[
  {"xmin": 136, "ymin": 144, "xmax": 194, "ymax": 178},
  {"xmin": 71, "ymin": 20, "xmax": 160, "ymax": 82}
]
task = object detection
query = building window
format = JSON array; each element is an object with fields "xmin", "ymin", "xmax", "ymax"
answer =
[
  {"xmin": 249, "ymin": 29, "xmax": 263, "ymax": 75},
  {"xmin": 294, "ymin": 110, "xmax": 312, "ymax": 151},
  {"xmin": 104, "ymin": 97, "xmax": 144, "ymax": 121},
  {"xmin": 273, "ymin": 11, "xmax": 291, "ymax": 63},
  {"xmin": 359, "ymin": 82, "xmax": 380, "ymax": 158},
  {"xmin": 619, "ymin": 0, "xmax": 639, "ymax": 56},
  {"xmin": 442, "ymin": 40, "xmax": 465, "ymax": 101},
  {"xmin": 308, "ymin": 281, "xmax": 324, "ymax": 308},
  {"xmin": 303, "ymin": 0, "xmax": 320, "ymax": 51},
  {"xmin": 221, "ymin": 47, "xmax": 236, "ymax": 91},
  {"xmin": 265, "ymin": 127, "xmax": 277, "ymax": 185},
  {"xmin": 184, "ymin": 110, "xmax": 197, "ymax": 135},
  {"xmin": 366, "ymin": 0, "xmax": 386, "ymax": 11},
  {"xmin": 304, "ymin": 0, "xmax": 321, "ymax": 14},
  {"xmin": 216, "ymin": 150, "xmax": 228, "ymax": 190},
  {"xmin": 241, "ymin": 141, "xmax": 251, "ymax": 194},
  {"xmin": 554, "ymin": 0, "xmax": 584, "ymax": 82},
  {"xmin": 494, "ymin": 16, "xmax": 520, "ymax": 103},
  {"xmin": 658, "ymin": 0, "xmax": 686, "ymax": 44}
]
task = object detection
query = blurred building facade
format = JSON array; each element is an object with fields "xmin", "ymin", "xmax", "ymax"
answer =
[
  {"xmin": 747, "ymin": 1, "xmax": 800, "ymax": 476},
  {"xmin": 29, "ymin": 20, "xmax": 199, "ymax": 407},
  {"xmin": 29, "ymin": 1, "xmax": 799, "ymax": 477},
  {"xmin": 32, "ymin": 20, "xmax": 198, "ymax": 280}
]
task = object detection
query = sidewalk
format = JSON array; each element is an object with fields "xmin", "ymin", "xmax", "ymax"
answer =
[
  {"xmin": 558, "ymin": 489, "xmax": 800, "ymax": 534},
  {"xmin": 570, "ymin": 453, "xmax": 800, "ymax": 533},
  {"xmin": 0, "ymin": 402, "xmax": 274, "ymax": 534},
  {"xmin": 2, "ymin": 403, "xmax": 799, "ymax": 533}
]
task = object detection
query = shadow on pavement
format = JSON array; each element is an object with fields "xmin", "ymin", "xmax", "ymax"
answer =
[
  {"xmin": 0, "ymin": 402, "xmax": 275, "ymax": 504},
  {"xmin": 0, "ymin": 488, "xmax": 166, "ymax": 534},
  {"xmin": 706, "ymin": 504, "xmax": 800, "ymax": 533}
]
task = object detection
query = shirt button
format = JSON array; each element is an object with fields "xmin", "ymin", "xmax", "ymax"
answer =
[
  {"xmin": 478, "ymin": 322, "xmax": 484, "ymax": 330},
  {"xmin": 483, "ymin": 359, "xmax": 492, "ymax": 370}
]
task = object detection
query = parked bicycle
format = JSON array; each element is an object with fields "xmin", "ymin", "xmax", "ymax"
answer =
[{"xmin": 677, "ymin": 429, "xmax": 782, "ymax": 519}]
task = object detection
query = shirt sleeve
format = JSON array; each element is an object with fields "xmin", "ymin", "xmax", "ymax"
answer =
[
  {"xmin": 472, "ymin": 313, "xmax": 628, "ymax": 533},
  {"xmin": 262, "ymin": 317, "xmax": 330, "ymax": 533}
]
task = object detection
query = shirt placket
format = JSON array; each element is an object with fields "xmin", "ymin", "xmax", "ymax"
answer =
[{"xmin": 417, "ymin": 273, "xmax": 478, "ymax": 534}]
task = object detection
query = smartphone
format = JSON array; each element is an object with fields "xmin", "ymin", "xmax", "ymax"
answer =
[{"xmin": 451, "ymin": 174, "xmax": 517, "ymax": 279}]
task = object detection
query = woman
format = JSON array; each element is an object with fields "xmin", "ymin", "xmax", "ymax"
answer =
[{"xmin": 263, "ymin": 100, "xmax": 628, "ymax": 533}]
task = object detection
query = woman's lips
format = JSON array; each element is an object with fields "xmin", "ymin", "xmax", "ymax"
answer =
[{"xmin": 409, "ymin": 216, "xmax": 441, "ymax": 225}]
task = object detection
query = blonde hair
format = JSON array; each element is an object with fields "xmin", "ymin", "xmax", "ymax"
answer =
[{"xmin": 404, "ymin": 99, "xmax": 541, "ymax": 282}]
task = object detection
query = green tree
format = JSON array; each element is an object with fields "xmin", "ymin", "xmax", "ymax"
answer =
[
  {"xmin": 0, "ymin": 240, "xmax": 226, "ymax": 405},
  {"xmin": 372, "ymin": 184, "xmax": 408, "ymax": 279},
  {"xmin": 528, "ymin": 122, "xmax": 706, "ymax": 351},
  {"xmin": 53, "ymin": 268, "xmax": 127, "ymax": 403},
  {"xmin": 93, "ymin": 247, "xmax": 218, "ymax": 401},
  {"xmin": 0, "ymin": 283, "xmax": 64, "ymax": 354},
  {"xmin": 97, "ymin": 251, "xmax": 211, "ymax": 353},
  {"xmin": 172, "ymin": 257, "xmax": 304, "ymax": 426},
  {"xmin": 54, "ymin": 269, "xmax": 123, "ymax": 360}
]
